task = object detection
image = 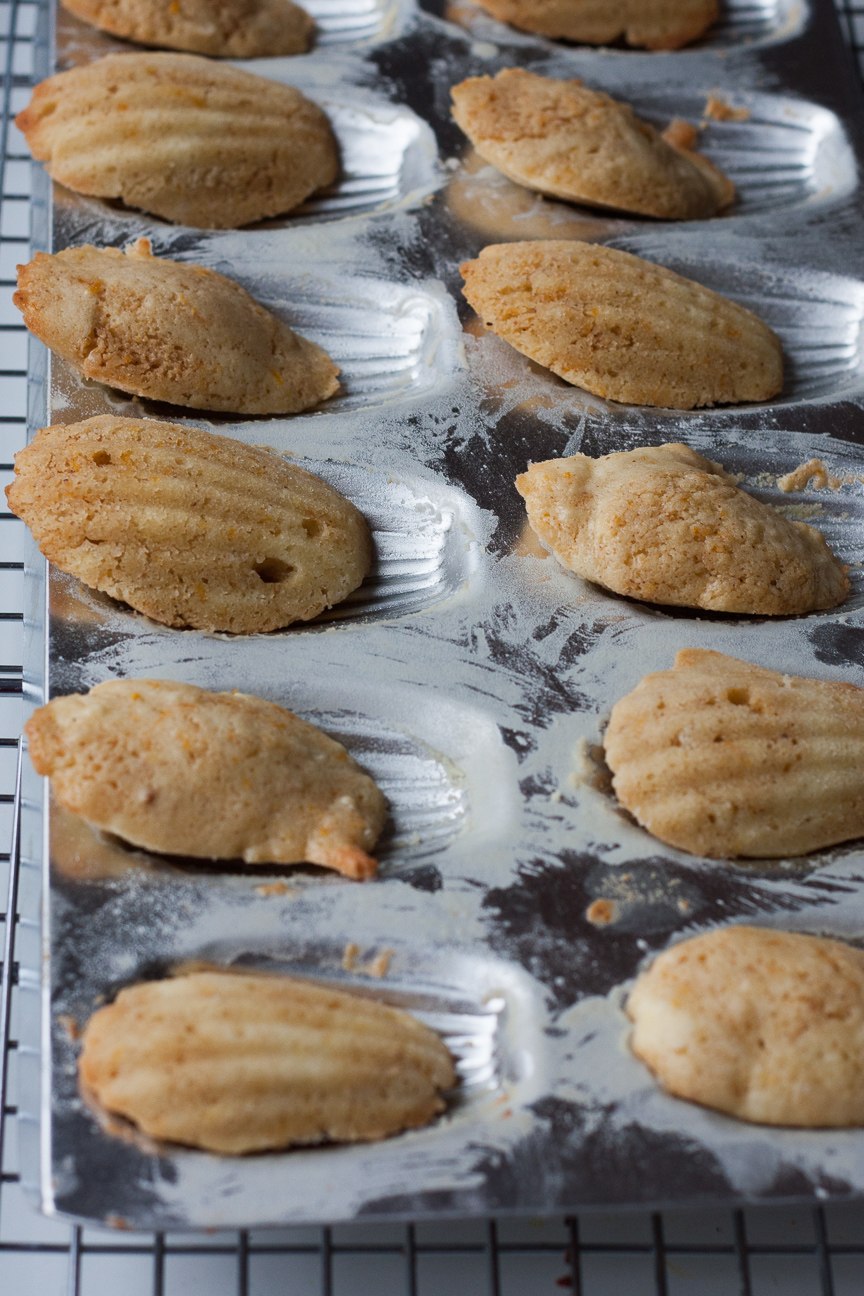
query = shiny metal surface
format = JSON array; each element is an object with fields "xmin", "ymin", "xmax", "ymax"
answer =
[{"xmin": 17, "ymin": 0, "xmax": 864, "ymax": 1232}]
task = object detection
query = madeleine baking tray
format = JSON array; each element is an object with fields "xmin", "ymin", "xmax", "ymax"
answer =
[{"xmin": 15, "ymin": 0, "xmax": 864, "ymax": 1230}]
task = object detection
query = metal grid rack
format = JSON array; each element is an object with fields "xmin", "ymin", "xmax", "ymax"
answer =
[{"xmin": 3, "ymin": 3, "xmax": 864, "ymax": 1292}]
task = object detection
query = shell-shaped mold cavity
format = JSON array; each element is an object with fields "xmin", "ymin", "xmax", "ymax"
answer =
[
  {"xmin": 418, "ymin": 0, "xmax": 805, "ymax": 53},
  {"xmin": 44, "ymin": 460, "xmax": 480, "ymax": 633},
  {"xmin": 43, "ymin": 702, "xmax": 473, "ymax": 880},
  {"xmin": 268, "ymin": 274, "xmax": 463, "ymax": 408},
  {"xmin": 461, "ymin": 240, "xmax": 783, "ymax": 410},
  {"xmin": 64, "ymin": 268, "xmax": 464, "ymax": 417},
  {"xmin": 79, "ymin": 970, "xmax": 456, "ymax": 1153},
  {"xmin": 315, "ymin": 712, "xmax": 471, "ymax": 866},
  {"xmin": 292, "ymin": 91, "xmax": 439, "ymax": 221},
  {"xmin": 607, "ymin": 240, "xmax": 864, "ymax": 407},
  {"xmin": 710, "ymin": 0, "xmax": 806, "ymax": 46},
  {"xmin": 631, "ymin": 89, "xmax": 855, "ymax": 216},
  {"xmin": 198, "ymin": 949, "xmax": 521, "ymax": 1100},
  {"xmin": 70, "ymin": 78, "xmax": 441, "ymax": 228},
  {"xmin": 306, "ymin": 463, "xmax": 481, "ymax": 625},
  {"xmin": 302, "ymin": 0, "xmax": 400, "ymax": 42}
]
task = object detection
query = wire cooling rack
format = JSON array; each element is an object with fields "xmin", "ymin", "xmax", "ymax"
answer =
[{"xmin": 4, "ymin": 3, "xmax": 864, "ymax": 1292}]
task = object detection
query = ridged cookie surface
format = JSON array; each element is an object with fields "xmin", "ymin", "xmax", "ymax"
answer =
[
  {"xmin": 7, "ymin": 417, "xmax": 371, "ymax": 634},
  {"xmin": 604, "ymin": 649, "xmax": 864, "ymax": 859},
  {"xmin": 471, "ymin": 0, "xmax": 717, "ymax": 48},
  {"xmin": 15, "ymin": 240, "xmax": 339, "ymax": 414},
  {"xmin": 451, "ymin": 71, "xmax": 733, "ymax": 220},
  {"xmin": 79, "ymin": 971, "xmax": 456, "ymax": 1152},
  {"xmin": 60, "ymin": 0, "xmax": 314, "ymax": 57},
  {"xmin": 15, "ymin": 52, "xmax": 338, "ymax": 227},
  {"xmin": 628, "ymin": 926, "xmax": 864, "ymax": 1126},
  {"xmin": 516, "ymin": 444, "xmax": 848, "ymax": 614},
  {"xmin": 460, "ymin": 241, "xmax": 783, "ymax": 409},
  {"xmin": 26, "ymin": 679, "xmax": 388, "ymax": 878}
]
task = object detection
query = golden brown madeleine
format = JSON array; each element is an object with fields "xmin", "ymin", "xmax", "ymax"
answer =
[
  {"xmin": 14, "ymin": 240, "xmax": 339, "ymax": 414},
  {"xmin": 60, "ymin": 0, "xmax": 315, "ymax": 57},
  {"xmin": 470, "ymin": 0, "xmax": 717, "ymax": 48},
  {"xmin": 26, "ymin": 679, "xmax": 387, "ymax": 878},
  {"xmin": 15, "ymin": 52, "xmax": 338, "ymax": 228},
  {"xmin": 628, "ymin": 926, "xmax": 864, "ymax": 1126},
  {"xmin": 604, "ymin": 649, "xmax": 864, "ymax": 859},
  {"xmin": 79, "ymin": 971, "xmax": 456, "ymax": 1152},
  {"xmin": 515, "ymin": 444, "xmax": 848, "ymax": 615},
  {"xmin": 7, "ymin": 416, "xmax": 372, "ymax": 634},
  {"xmin": 460, "ymin": 241, "xmax": 783, "ymax": 410},
  {"xmin": 451, "ymin": 71, "xmax": 733, "ymax": 220}
]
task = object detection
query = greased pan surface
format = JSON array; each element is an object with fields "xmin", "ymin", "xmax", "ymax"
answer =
[{"xmin": 17, "ymin": 0, "xmax": 864, "ymax": 1229}]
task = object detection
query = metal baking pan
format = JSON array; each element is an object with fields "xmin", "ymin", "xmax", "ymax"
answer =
[{"xmin": 15, "ymin": 0, "xmax": 864, "ymax": 1230}]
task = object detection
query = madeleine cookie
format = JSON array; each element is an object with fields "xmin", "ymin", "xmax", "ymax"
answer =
[
  {"xmin": 15, "ymin": 52, "xmax": 338, "ymax": 227},
  {"xmin": 628, "ymin": 926, "xmax": 864, "ymax": 1126},
  {"xmin": 460, "ymin": 242, "xmax": 783, "ymax": 409},
  {"xmin": 26, "ymin": 679, "xmax": 387, "ymax": 878},
  {"xmin": 451, "ymin": 71, "xmax": 733, "ymax": 221},
  {"xmin": 516, "ymin": 444, "xmax": 848, "ymax": 615},
  {"xmin": 604, "ymin": 649, "xmax": 864, "ymax": 859},
  {"xmin": 7, "ymin": 417, "xmax": 371, "ymax": 634},
  {"xmin": 79, "ymin": 970, "xmax": 456, "ymax": 1152},
  {"xmin": 61, "ymin": 0, "xmax": 314, "ymax": 57},
  {"xmin": 15, "ymin": 240, "xmax": 339, "ymax": 414},
  {"xmin": 471, "ymin": 0, "xmax": 717, "ymax": 48}
]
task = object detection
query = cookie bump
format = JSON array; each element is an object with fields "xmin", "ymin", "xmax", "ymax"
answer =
[
  {"xmin": 451, "ymin": 70, "xmax": 733, "ymax": 220},
  {"xmin": 7, "ymin": 416, "xmax": 372, "ymax": 634},
  {"xmin": 515, "ymin": 443, "xmax": 848, "ymax": 614},
  {"xmin": 605, "ymin": 649, "xmax": 864, "ymax": 858},
  {"xmin": 14, "ymin": 242, "xmax": 339, "ymax": 414},
  {"xmin": 26, "ymin": 679, "xmax": 388, "ymax": 877},
  {"xmin": 628, "ymin": 926, "xmax": 864, "ymax": 1126},
  {"xmin": 16, "ymin": 52, "xmax": 339, "ymax": 228},
  {"xmin": 79, "ymin": 970, "xmax": 456, "ymax": 1152},
  {"xmin": 60, "ymin": 0, "xmax": 316, "ymax": 58},
  {"xmin": 461, "ymin": 240, "xmax": 783, "ymax": 409}
]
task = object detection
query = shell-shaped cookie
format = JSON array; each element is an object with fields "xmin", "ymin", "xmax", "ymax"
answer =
[
  {"xmin": 515, "ymin": 443, "xmax": 848, "ymax": 615},
  {"xmin": 451, "ymin": 71, "xmax": 733, "ymax": 221},
  {"xmin": 14, "ymin": 241, "xmax": 339, "ymax": 415},
  {"xmin": 26, "ymin": 679, "xmax": 388, "ymax": 878},
  {"xmin": 460, "ymin": 241, "xmax": 783, "ymax": 410},
  {"xmin": 604, "ymin": 649, "xmax": 864, "ymax": 859},
  {"xmin": 628, "ymin": 926, "xmax": 864, "ymax": 1126},
  {"xmin": 7, "ymin": 416, "xmax": 372, "ymax": 634},
  {"xmin": 15, "ymin": 52, "xmax": 338, "ymax": 228},
  {"xmin": 79, "ymin": 971, "xmax": 456, "ymax": 1152},
  {"xmin": 471, "ymin": 0, "xmax": 717, "ymax": 49},
  {"xmin": 61, "ymin": 0, "xmax": 314, "ymax": 57}
]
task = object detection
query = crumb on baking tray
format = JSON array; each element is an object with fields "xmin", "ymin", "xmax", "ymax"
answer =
[
  {"xmin": 586, "ymin": 897, "xmax": 619, "ymax": 926},
  {"xmin": 662, "ymin": 118, "xmax": 701, "ymax": 150},
  {"xmin": 253, "ymin": 880, "xmax": 294, "ymax": 897},
  {"xmin": 342, "ymin": 941, "xmax": 360, "ymax": 971},
  {"xmin": 57, "ymin": 1013, "xmax": 79, "ymax": 1040},
  {"xmin": 366, "ymin": 950, "xmax": 393, "ymax": 978},
  {"xmin": 704, "ymin": 95, "xmax": 750, "ymax": 121},
  {"xmin": 778, "ymin": 458, "xmax": 842, "ymax": 492}
]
